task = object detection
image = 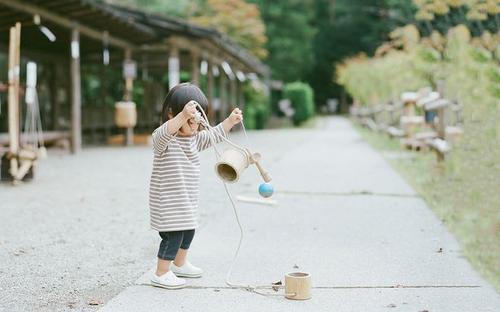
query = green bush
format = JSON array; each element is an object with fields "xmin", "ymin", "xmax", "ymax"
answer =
[
  {"xmin": 243, "ymin": 83, "xmax": 270, "ymax": 130},
  {"xmin": 283, "ymin": 82, "xmax": 315, "ymax": 125},
  {"xmin": 243, "ymin": 103, "xmax": 257, "ymax": 129}
]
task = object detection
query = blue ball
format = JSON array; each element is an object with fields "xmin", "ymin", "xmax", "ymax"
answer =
[{"xmin": 259, "ymin": 183, "xmax": 274, "ymax": 198}]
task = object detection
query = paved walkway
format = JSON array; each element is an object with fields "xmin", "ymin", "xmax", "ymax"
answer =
[
  {"xmin": 1, "ymin": 117, "xmax": 498, "ymax": 311},
  {"xmin": 100, "ymin": 117, "xmax": 498, "ymax": 311}
]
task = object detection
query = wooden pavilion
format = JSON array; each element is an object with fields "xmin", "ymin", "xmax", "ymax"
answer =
[{"xmin": 0, "ymin": 0, "xmax": 269, "ymax": 154}]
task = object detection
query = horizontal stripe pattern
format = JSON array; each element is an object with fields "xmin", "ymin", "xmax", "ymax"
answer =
[{"xmin": 149, "ymin": 120, "xmax": 227, "ymax": 232}]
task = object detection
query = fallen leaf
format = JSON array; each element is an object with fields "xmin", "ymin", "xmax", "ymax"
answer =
[
  {"xmin": 271, "ymin": 280, "xmax": 282, "ymax": 292},
  {"xmin": 386, "ymin": 303, "xmax": 397, "ymax": 308},
  {"xmin": 88, "ymin": 299, "xmax": 101, "ymax": 306},
  {"xmin": 13, "ymin": 249, "xmax": 26, "ymax": 256}
]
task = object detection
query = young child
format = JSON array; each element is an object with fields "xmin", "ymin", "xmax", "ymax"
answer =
[{"xmin": 149, "ymin": 82, "xmax": 242, "ymax": 289}]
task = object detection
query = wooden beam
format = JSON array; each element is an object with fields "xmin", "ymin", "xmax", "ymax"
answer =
[
  {"xmin": 236, "ymin": 67, "xmax": 245, "ymax": 111},
  {"xmin": 238, "ymin": 80, "xmax": 245, "ymax": 110},
  {"xmin": 229, "ymin": 74, "xmax": 236, "ymax": 112},
  {"xmin": 191, "ymin": 50, "xmax": 200, "ymax": 85},
  {"xmin": 219, "ymin": 71, "xmax": 226, "ymax": 122},
  {"xmin": 70, "ymin": 27, "xmax": 82, "ymax": 153},
  {"xmin": 0, "ymin": 0, "xmax": 134, "ymax": 49},
  {"xmin": 68, "ymin": 10, "xmax": 100, "ymax": 18},
  {"xmin": 206, "ymin": 57, "xmax": 215, "ymax": 122},
  {"xmin": 7, "ymin": 23, "xmax": 21, "ymax": 176},
  {"xmin": 44, "ymin": 0, "xmax": 75, "ymax": 8},
  {"xmin": 198, "ymin": 38, "xmax": 260, "ymax": 75},
  {"xmin": 168, "ymin": 46, "xmax": 179, "ymax": 90},
  {"xmin": 165, "ymin": 36, "xmax": 193, "ymax": 51}
]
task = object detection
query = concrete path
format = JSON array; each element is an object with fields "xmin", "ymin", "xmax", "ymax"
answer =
[
  {"xmin": 99, "ymin": 117, "xmax": 498, "ymax": 311},
  {"xmin": 1, "ymin": 117, "xmax": 498, "ymax": 311}
]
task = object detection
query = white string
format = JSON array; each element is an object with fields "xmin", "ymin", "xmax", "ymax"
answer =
[
  {"xmin": 23, "ymin": 91, "xmax": 45, "ymax": 151},
  {"xmin": 192, "ymin": 103, "xmax": 291, "ymax": 297}
]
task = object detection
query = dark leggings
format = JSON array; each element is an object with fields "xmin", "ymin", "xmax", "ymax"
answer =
[{"xmin": 157, "ymin": 229, "xmax": 195, "ymax": 260}]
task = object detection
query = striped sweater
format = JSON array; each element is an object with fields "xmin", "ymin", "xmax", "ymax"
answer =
[{"xmin": 149, "ymin": 120, "xmax": 227, "ymax": 232}]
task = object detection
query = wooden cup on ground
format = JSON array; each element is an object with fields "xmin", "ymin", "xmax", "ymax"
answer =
[{"xmin": 285, "ymin": 272, "xmax": 311, "ymax": 300}]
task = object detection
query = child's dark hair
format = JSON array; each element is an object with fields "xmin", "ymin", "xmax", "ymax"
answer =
[{"xmin": 161, "ymin": 83, "xmax": 208, "ymax": 123}]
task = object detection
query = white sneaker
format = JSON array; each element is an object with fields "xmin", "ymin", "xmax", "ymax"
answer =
[
  {"xmin": 170, "ymin": 260, "xmax": 203, "ymax": 278},
  {"xmin": 151, "ymin": 271, "xmax": 186, "ymax": 289}
]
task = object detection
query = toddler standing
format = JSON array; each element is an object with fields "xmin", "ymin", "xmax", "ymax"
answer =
[{"xmin": 149, "ymin": 83, "xmax": 242, "ymax": 289}]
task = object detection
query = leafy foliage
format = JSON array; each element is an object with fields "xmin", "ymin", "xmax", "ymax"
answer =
[
  {"xmin": 283, "ymin": 82, "xmax": 315, "ymax": 125},
  {"xmin": 306, "ymin": 0, "xmax": 415, "ymax": 107},
  {"xmin": 190, "ymin": 0, "xmax": 268, "ymax": 59},
  {"xmin": 243, "ymin": 83, "xmax": 270, "ymax": 129},
  {"xmin": 108, "ymin": 0, "xmax": 268, "ymax": 59},
  {"xmin": 249, "ymin": 0, "xmax": 317, "ymax": 82}
]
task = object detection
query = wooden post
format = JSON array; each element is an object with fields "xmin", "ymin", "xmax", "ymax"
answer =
[
  {"xmin": 436, "ymin": 107, "xmax": 446, "ymax": 139},
  {"xmin": 436, "ymin": 80, "xmax": 446, "ymax": 139},
  {"xmin": 7, "ymin": 23, "xmax": 21, "ymax": 176},
  {"xmin": 191, "ymin": 50, "xmax": 200, "ymax": 86},
  {"xmin": 219, "ymin": 72, "xmax": 226, "ymax": 122},
  {"xmin": 230, "ymin": 75, "xmax": 236, "ymax": 112},
  {"xmin": 206, "ymin": 58, "xmax": 215, "ymax": 122},
  {"xmin": 123, "ymin": 48, "xmax": 134, "ymax": 146},
  {"xmin": 70, "ymin": 27, "xmax": 82, "ymax": 154},
  {"xmin": 100, "ymin": 59, "xmax": 110, "ymax": 139},
  {"xmin": 238, "ymin": 79, "xmax": 245, "ymax": 111},
  {"xmin": 168, "ymin": 46, "xmax": 180, "ymax": 90}
]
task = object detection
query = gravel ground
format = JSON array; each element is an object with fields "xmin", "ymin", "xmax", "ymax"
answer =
[
  {"xmin": 0, "ymin": 145, "xmax": 158, "ymax": 311},
  {"xmin": 0, "ymin": 122, "xmax": 311, "ymax": 312}
]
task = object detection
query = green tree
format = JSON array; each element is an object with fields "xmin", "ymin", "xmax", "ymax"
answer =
[
  {"xmin": 308, "ymin": 0, "xmax": 416, "ymax": 107},
  {"xmin": 249, "ymin": 0, "xmax": 317, "ymax": 82},
  {"xmin": 110, "ymin": 0, "xmax": 268, "ymax": 59},
  {"xmin": 190, "ymin": 0, "xmax": 268, "ymax": 59}
]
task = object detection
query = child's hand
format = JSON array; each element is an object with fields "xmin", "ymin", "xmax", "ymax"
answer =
[
  {"xmin": 228, "ymin": 108, "xmax": 243, "ymax": 126},
  {"xmin": 181, "ymin": 101, "xmax": 198, "ymax": 120}
]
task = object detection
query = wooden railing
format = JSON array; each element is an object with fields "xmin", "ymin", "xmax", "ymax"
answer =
[{"xmin": 350, "ymin": 87, "xmax": 463, "ymax": 161}]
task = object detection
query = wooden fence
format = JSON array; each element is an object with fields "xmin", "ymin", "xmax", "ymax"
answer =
[{"xmin": 350, "ymin": 86, "xmax": 463, "ymax": 161}]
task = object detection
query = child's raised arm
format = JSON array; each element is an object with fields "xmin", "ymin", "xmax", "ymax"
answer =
[
  {"xmin": 152, "ymin": 101, "xmax": 197, "ymax": 154},
  {"xmin": 195, "ymin": 108, "xmax": 243, "ymax": 152},
  {"xmin": 222, "ymin": 108, "xmax": 243, "ymax": 133},
  {"xmin": 167, "ymin": 101, "xmax": 197, "ymax": 135}
]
